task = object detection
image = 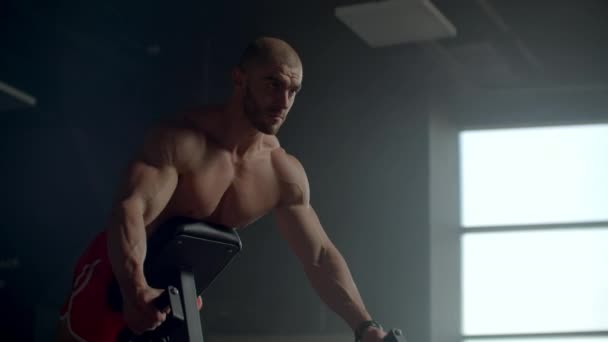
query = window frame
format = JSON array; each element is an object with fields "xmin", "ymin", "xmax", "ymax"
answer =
[{"xmin": 429, "ymin": 87, "xmax": 608, "ymax": 342}]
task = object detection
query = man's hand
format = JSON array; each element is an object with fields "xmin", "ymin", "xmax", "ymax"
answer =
[
  {"xmin": 122, "ymin": 285, "xmax": 205, "ymax": 335},
  {"xmin": 361, "ymin": 327, "xmax": 387, "ymax": 342},
  {"xmin": 122, "ymin": 285, "xmax": 168, "ymax": 335}
]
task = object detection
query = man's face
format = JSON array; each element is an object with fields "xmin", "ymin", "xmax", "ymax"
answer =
[{"xmin": 241, "ymin": 62, "xmax": 302, "ymax": 135}]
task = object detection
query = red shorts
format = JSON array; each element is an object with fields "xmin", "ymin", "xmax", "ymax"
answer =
[
  {"xmin": 59, "ymin": 231, "xmax": 203, "ymax": 342},
  {"xmin": 59, "ymin": 231, "xmax": 124, "ymax": 342}
]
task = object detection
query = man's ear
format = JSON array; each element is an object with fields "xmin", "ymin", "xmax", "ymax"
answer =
[{"xmin": 231, "ymin": 67, "xmax": 246, "ymax": 89}]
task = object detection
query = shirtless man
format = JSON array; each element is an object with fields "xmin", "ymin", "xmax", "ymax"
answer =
[{"xmin": 57, "ymin": 37, "xmax": 387, "ymax": 342}]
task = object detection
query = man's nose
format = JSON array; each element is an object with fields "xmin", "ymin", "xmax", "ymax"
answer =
[{"xmin": 275, "ymin": 90, "xmax": 290, "ymax": 108}]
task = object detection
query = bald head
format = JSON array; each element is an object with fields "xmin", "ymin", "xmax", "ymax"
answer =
[
  {"xmin": 238, "ymin": 37, "xmax": 302, "ymax": 72},
  {"xmin": 231, "ymin": 37, "xmax": 302, "ymax": 136}
]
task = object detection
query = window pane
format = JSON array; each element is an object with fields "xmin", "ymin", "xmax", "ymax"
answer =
[
  {"xmin": 464, "ymin": 338, "xmax": 608, "ymax": 342},
  {"xmin": 460, "ymin": 124, "xmax": 608, "ymax": 227},
  {"xmin": 462, "ymin": 228, "xmax": 608, "ymax": 335}
]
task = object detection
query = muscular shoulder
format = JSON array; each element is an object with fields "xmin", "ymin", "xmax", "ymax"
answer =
[
  {"xmin": 139, "ymin": 114, "xmax": 208, "ymax": 171},
  {"xmin": 270, "ymin": 148, "xmax": 310, "ymax": 207}
]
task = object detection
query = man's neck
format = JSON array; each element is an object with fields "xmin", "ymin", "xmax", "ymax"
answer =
[{"xmin": 216, "ymin": 98, "xmax": 265, "ymax": 158}]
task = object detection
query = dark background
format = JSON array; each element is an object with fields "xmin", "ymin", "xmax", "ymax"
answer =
[{"xmin": 1, "ymin": 0, "xmax": 607, "ymax": 341}]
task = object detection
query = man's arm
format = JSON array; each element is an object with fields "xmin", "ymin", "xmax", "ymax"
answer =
[
  {"xmin": 275, "ymin": 204, "xmax": 372, "ymax": 330},
  {"xmin": 105, "ymin": 124, "xmax": 205, "ymax": 334},
  {"xmin": 106, "ymin": 125, "xmax": 201, "ymax": 298},
  {"xmin": 272, "ymin": 151, "xmax": 374, "ymax": 332}
]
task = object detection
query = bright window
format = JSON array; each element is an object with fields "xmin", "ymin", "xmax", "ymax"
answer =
[
  {"xmin": 462, "ymin": 228, "xmax": 608, "ymax": 335},
  {"xmin": 460, "ymin": 124, "xmax": 608, "ymax": 228},
  {"xmin": 459, "ymin": 124, "xmax": 608, "ymax": 340}
]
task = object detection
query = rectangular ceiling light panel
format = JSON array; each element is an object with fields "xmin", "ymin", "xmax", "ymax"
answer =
[{"xmin": 335, "ymin": 0, "xmax": 457, "ymax": 47}]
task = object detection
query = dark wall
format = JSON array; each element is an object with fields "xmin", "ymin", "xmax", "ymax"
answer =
[
  {"xmin": 0, "ymin": 1, "xmax": 231, "ymax": 339},
  {"xmin": 1, "ymin": 1, "xmax": 432, "ymax": 341}
]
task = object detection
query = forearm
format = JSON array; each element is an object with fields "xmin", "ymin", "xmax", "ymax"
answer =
[
  {"xmin": 106, "ymin": 199, "xmax": 149, "ymax": 297},
  {"xmin": 305, "ymin": 243, "xmax": 372, "ymax": 331}
]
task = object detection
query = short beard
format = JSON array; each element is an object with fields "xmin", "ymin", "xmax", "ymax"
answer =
[{"xmin": 243, "ymin": 85, "xmax": 278, "ymax": 135}]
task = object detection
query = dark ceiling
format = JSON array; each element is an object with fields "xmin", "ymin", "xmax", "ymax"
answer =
[
  {"xmin": 431, "ymin": 0, "xmax": 608, "ymax": 87},
  {"xmin": 2, "ymin": 0, "xmax": 607, "ymax": 97}
]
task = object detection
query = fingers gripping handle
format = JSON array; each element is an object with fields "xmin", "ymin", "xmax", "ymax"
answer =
[{"xmin": 117, "ymin": 287, "xmax": 183, "ymax": 342}]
